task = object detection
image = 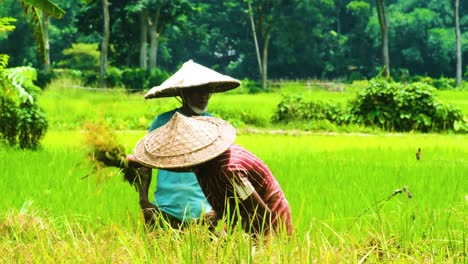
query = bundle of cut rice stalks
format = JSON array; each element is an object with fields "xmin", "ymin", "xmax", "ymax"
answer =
[{"xmin": 82, "ymin": 122, "xmax": 146, "ymax": 189}]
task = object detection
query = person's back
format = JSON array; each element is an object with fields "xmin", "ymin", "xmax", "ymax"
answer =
[
  {"xmin": 132, "ymin": 113, "xmax": 292, "ymax": 235},
  {"xmin": 195, "ymin": 144, "xmax": 293, "ymax": 234},
  {"xmin": 149, "ymin": 108, "xmax": 213, "ymax": 223}
]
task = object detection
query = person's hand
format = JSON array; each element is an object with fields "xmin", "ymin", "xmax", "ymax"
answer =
[{"xmin": 126, "ymin": 154, "xmax": 143, "ymax": 168}]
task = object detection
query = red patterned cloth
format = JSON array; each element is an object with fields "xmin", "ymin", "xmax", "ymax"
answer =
[{"xmin": 195, "ymin": 144, "xmax": 292, "ymax": 235}]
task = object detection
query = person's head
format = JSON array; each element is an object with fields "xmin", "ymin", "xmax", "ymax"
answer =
[
  {"xmin": 179, "ymin": 86, "xmax": 212, "ymax": 116},
  {"xmin": 144, "ymin": 60, "xmax": 241, "ymax": 101}
]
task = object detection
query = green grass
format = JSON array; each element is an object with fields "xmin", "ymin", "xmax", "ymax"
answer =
[
  {"xmin": 1, "ymin": 130, "xmax": 466, "ymax": 262},
  {"xmin": 40, "ymin": 81, "xmax": 468, "ymax": 131},
  {"xmin": 436, "ymin": 90, "xmax": 468, "ymax": 115},
  {"xmin": 237, "ymin": 133, "xmax": 467, "ymax": 233},
  {"xmin": 1, "ymin": 81, "xmax": 467, "ymax": 262}
]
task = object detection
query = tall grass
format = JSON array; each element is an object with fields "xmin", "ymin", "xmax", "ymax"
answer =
[
  {"xmin": 1, "ymin": 82, "xmax": 467, "ymax": 262},
  {"xmin": 1, "ymin": 131, "xmax": 466, "ymax": 262},
  {"xmin": 237, "ymin": 133, "xmax": 466, "ymax": 231}
]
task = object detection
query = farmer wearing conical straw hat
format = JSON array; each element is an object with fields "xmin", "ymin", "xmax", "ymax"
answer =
[
  {"xmin": 129, "ymin": 113, "xmax": 293, "ymax": 235},
  {"xmin": 129, "ymin": 60, "xmax": 241, "ymax": 228}
]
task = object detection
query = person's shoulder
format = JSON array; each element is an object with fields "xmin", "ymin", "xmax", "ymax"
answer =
[
  {"xmin": 230, "ymin": 144, "xmax": 260, "ymax": 162},
  {"xmin": 157, "ymin": 108, "xmax": 179, "ymax": 119},
  {"xmin": 230, "ymin": 144, "xmax": 246, "ymax": 153}
]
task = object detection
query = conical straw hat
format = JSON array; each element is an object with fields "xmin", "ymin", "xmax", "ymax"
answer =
[
  {"xmin": 134, "ymin": 112, "xmax": 236, "ymax": 169},
  {"xmin": 145, "ymin": 60, "xmax": 241, "ymax": 99}
]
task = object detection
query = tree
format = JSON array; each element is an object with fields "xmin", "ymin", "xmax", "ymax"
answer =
[
  {"xmin": 0, "ymin": 17, "xmax": 17, "ymax": 78},
  {"xmin": 147, "ymin": 4, "xmax": 161, "ymax": 70},
  {"xmin": 19, "ymin": 0, "xmax": 65, "ymax": 69},
  {"xmin": 76, "ymin": 0, "xmax": 137, "ymax": 68},
  {"xmin": 173, "ymin": 0, "xmax": 249, "ymax": 75},
  {"xmin": 0, "ymin": 0, "xmax": 64, "ymax": 149},
  {"xmin": 248, "ymin": 2, "xmax": 262, "ymax": 77},
  {"xmin": 391, "ymin": 7, "xmax": 438, "ymax": 76},
  {"xmin": 454, "ymin": 0, "xmax": 462, "ymax": 87},
  {"xmin": 139, "ymin": 9, "xmax": 148, "ymax": 70},
  {"xmin": 248, "ymin": 0, "xmax": 292, "ymax": 89},
  {"xmin": 345, "ymin": 1, "xmax": 373, "ymax": 78},
  {"xmin": 149, "ymin": 0, "xmax": 193, "ymax": 69},
  {"xmin": 375, "ymin": 0, "xmax": 390, "ymax": 77},
  {"xmin": 100, "ymin": 0, "xmax": 109, "ymax": 87},
  {"xmin": 4, "ymin": 0, "xmax": 465, "ymax": 81},
  {"xmin": 77, "ymin": 0, "xmax": 109, "ymax": 87},
  {"xmin": 267, "ymin": 0, "xmax": 336, "ymax": 79},
  {"xmin": 125, "ymin": 0, "xmax": 194, "ymax": 70}
]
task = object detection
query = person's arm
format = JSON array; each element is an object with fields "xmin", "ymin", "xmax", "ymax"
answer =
[
  {"xmin": 125, "ymin": 154, "xmax": 160, "ymax": 224},
  {"xmin": 124, "ymin": 155, "xmax": 152, "ymax": 197},
  {"xmin": 240, "ymin": 191, "xmax": 274, "ymax": 234},
  {"xmin": 231, "ymin": 172, "xmax": 277, "ymax": 234}
]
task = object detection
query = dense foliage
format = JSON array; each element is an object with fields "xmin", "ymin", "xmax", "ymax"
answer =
[
  {"xmin": 0, "ymin": 0, "xmax": 466, "ymax": 82},
  {"xmin": 349, "ymin": 80, "xmax": 466, "ymax": 132},
  {"xmin": 274, "ymin": 80, "xmax": 468, "ymax": 133},
  {"xmin": 0, "ymin": 17, "xmax": 48, "ymax": 149},
  {"xmin": 273, "ymin": 95, "xmax": 347, "ymax": 125},
  {"xmin": 0, "ymin": 66, "xmax": 48, "ymax": 149}
]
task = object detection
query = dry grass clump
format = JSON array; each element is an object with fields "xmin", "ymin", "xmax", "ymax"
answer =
[
  {"xmin": 82, "ymin": 122, "xmax": 142, "ymax": 187},
  {"xmin": 83, "ymin": 122, "xmax": 126, "ymax": 169},
  {"xmin": 0, "ymin": 201, "xmax": 53, "ymax": 241}
]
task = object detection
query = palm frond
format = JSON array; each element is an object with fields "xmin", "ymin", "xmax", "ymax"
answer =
[
  {"xmin": 19, "ymin": 1, "xmax": 65, "ymax": 64},
  {"xmin": 19, "ymin": 3, "xmax": 46, "ymax": 64},
  {"xmin": 0, "ymin": 17, "xmax": 17, "ymax": 32},
  {"xmin": 20, "ymin": 0, "xmax": 65, "ymax": 19},
  {"xmin": 0, "ymin": 55, "xmax": 9, "ymax": 70}
]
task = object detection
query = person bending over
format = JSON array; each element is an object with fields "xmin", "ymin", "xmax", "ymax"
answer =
[
  {"xmin": 130, "ymin": 113, "xmax": 293, "ymax": 235},
  {"xmin": 131, "ymin": 60, "xmax": 240, "ymax": 229}
]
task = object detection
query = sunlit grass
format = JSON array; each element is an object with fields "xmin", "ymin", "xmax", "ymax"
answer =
[
  {"xmin": 40, "ymin": 83, "xmax": 468, "ymax": 130},
  {"xmin": 1, "ymin": 80, "xmax": 467, "ymax": 262},
  {"xmin": 237, "ymin": 133, "xmax": 467, "ymax": 232},
  {"xmin": 1, "ymin": 130, "xmax": 466, "ymax": 262},
  {"xmin": 436, "ymin": 90, "xmax": 468, "ymax": 115}
]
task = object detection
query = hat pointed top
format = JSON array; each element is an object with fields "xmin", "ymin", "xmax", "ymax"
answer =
[
  {"xmin": 144, "ymin": 60, "xmax": 241, "ymax": 99},
  {"xmin": 134, "ymin": 113, "xmax": 236, "ymax": 168}
]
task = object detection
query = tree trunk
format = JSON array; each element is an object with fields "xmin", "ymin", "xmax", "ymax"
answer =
[
  {"xmin": 42, "ymin": 12, "xmax": 50, "ymax": 72},
  {"xmin": 454, "ymin": 0, "xmax": 462, "ymax": 87},
  {"xmin": 149, "ymin": 7, "xmax": 161, "ymax": 70},
  {"xmin": 376, "ymin": 0, "xmax": 390, "ymax": 78},
  {"xmin": 261, "ymin": 34, "xmax": 270, "ymax": 90},
  {"xmin": 248, "ymin": 2, "xmax": 262, "ymax": 79},
  {"xmin": 149, "ymin": 30, "xmax": 159, "ymax": 70},
  {"xmin": 139, "ymin": 10, "xmax": 148, "ymax": 70},
  {"xmin": 100, "ymin": 0, "xmax": 110, "ymax": 88}
]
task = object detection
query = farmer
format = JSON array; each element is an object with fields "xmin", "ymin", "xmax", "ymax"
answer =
[
  {"xmin": 132, "ymin": 60, "xmax": 241, "ymax": 228},
  {"xmin": 130, "ymin": 113, "xmax": 293, "ymax": 235}
]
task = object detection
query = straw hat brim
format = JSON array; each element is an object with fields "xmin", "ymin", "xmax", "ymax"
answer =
[
  {"xmin": 133, "ymin": 113, "xmax": 236, "ymax": 169},
  {"xmin": 144, "ymin": 60, "xmax": 241, "ymax": 99},
  {"xmin": 145, "ymin": 81, "xmax": 240, "ymax": 99}
]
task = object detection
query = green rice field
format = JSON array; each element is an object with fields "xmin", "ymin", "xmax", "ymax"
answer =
[
  {"xmin": 39, "ymin": 79, "xmax": 468, "ymax": 131},
  {"xmin": 0, "ymin": 84, "xmax": 467, "ymax": 263}
]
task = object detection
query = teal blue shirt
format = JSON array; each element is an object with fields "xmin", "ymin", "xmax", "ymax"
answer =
[{"xmin": 149, "ymin": 108, "xmax": 213, "ymax": 221}]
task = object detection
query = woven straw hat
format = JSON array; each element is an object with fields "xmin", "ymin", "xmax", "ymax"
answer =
[
  {"xmin": 145, "ymin": 60, "xmax": 241, "ymax": 99},
  {"xmin": 134, "ymin": 112, "xmax": 236, "ymax": 169}
]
